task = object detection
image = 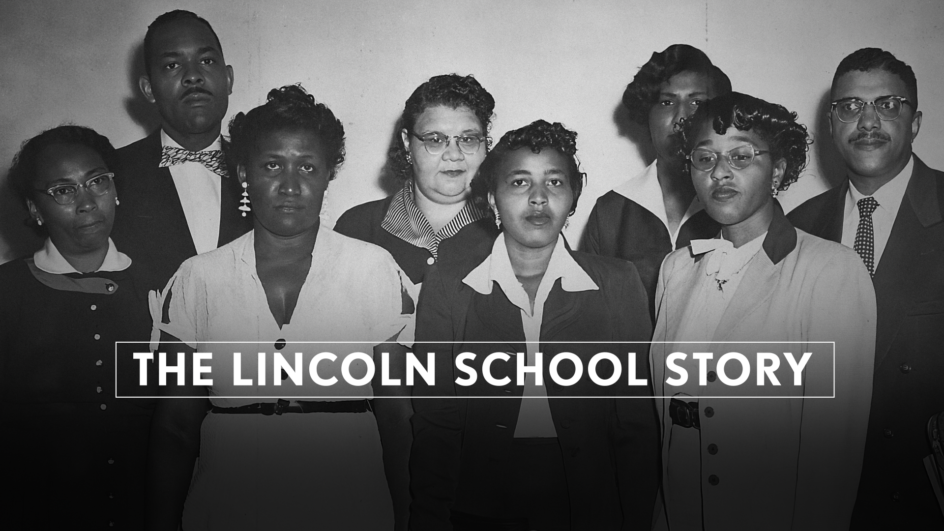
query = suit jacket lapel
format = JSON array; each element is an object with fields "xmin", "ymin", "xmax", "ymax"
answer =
[
  {"xmin": 820, "ymin": 181, "xmax": 847, "ymax": 243},
  {"xmin": 871, "ymin": 156, "xmax": 942, "ymax": 367},
  {"xmin": 715, "ymin": 206, "xmax": 795, "ymax": 341}
]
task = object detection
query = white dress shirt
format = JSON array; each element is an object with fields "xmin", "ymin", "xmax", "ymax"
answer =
[
  {"xmin": 840, "ymin": 155, "xmax": 913, "ymax": 270},
  {"xmin": 161, "ymin": 130, "xmax": 224, "ymax": 255},
  {"xmin": 462, "ymin": 234, "xmax": 599, "ymax": 438}
]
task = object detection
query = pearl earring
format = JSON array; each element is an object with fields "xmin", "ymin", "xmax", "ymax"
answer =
[
  {"xmin": 406, "ymin": 152, "xmax": 413, "ymax": 165},
  {"xmin": 36, "ymin": 218, "xmax": 43, "ymax": 226},
  {"xmin": 115, "ymin": 197, "xmax": 120, "ymax": 206},
  {"xmin": 239, "ymin": 182, "xmax": 251, "ymax": 216}
]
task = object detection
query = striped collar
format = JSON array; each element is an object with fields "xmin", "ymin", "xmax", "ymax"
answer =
[{"xmin": 381, "ymin": 181, "xmax": 486, "ymax": 258}]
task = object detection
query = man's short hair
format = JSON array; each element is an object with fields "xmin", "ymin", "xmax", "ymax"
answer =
[
  {"xmin": 143, "ymin": 10, "xmax": 223, "ymax": 76},
  {"xmin": 832, "ymin": 48, "xmax": 918, "ymax": 110}
]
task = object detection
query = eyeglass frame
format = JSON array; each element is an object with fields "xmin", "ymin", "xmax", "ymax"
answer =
[
  {"xmin": 408, "ymin": 131, "xmax": 487, "ymax": 156},
  {"xmin": 34, "ymin": 172, "xmax": 115, "ymax": 205},
  {"xmin": 829, "ymin": 95, "xmax": 913, "ymax": 123},
  {"xmin": 687, "ymin": 145, "xmax": 770, "ymax": 172}
]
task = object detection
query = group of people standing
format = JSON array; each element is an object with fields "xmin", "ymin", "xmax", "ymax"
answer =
[{"xmin": 1, "ymin": 8, "xmax": 941, "ymax": 531}]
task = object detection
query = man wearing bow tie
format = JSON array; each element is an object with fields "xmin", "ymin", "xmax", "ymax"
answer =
[
  {"xmin": 789, "ymin": 48, "xmax": 944, "ymax": 528},
  {"xmin": 112, "ymin": 10, "xmax": 251, "ymax": 287}
]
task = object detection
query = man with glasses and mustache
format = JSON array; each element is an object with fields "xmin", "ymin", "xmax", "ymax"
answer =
[
  {"xmin": 112, "ymin": 10, "xmax": 251, "ymax": 287},
  {"xmin": 789, "ymin": 48, "xmax": 944, "ymax": 528}
]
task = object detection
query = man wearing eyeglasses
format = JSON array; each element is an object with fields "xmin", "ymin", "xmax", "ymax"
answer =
[
  {"xmin": 111, "ymin": 10, "xmax": 251, "ymax": 287},
  {"xmin": 789, "ymin": 48, "xmax": 944, "ymax": 528}
]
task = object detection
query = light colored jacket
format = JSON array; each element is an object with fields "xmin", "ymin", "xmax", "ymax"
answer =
[{"xmin": 651, "ymin": 209, "xmax": 876, "ymax": 531}]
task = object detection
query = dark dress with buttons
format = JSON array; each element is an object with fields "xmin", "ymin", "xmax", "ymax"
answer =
[
  {"xmin": 334, "ymin": 195, "xmax": 498, "ymax": 286},
  {"xmin": 0, "ymin": 257, "xmax": 158, "ymax": 530}
]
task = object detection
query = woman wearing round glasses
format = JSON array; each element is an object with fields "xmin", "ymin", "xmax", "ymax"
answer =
[
  {"xmin": 335, "ymin": 74, "xmax": 499, "ymax": 293},
  {"xmin": 0, "ymin": 125, "xmax": 158, "ymax": 528},
  {"xmin": 411, "ymin": 120, "xmax": 657, "ymax": 531},
  {"xmin": 649, "ymin": 92, "xmax": 877, "ymax": 530},
  {"xmin": 584, "ymin": 44, "xmax": 730, "ymax": 321}
]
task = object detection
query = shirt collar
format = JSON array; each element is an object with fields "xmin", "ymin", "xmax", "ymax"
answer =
[
  {"xmin": 613, "ymin": 161, "xmax": 705, "ymax": 228},
  {"xmin": 845, "ymin": 155, "xmax": 913, "ymax": 218},
  {"xmin": 33, "ymin": 237, "xmax": 131, "ymax": 274},
  {"xmin": 381, "ymin": 181, "xmax": 486, "ymax": 257},
  {"xmin": 689, "ymin": 200, "xmax": 796, "ymax": 265},
  {"xmin": 463, "ymin": 234, "xmax": 598, "ymax": 300},
  {"xmin": 160, "ymin": 129, "xmax": 223, "ymax": 152}
]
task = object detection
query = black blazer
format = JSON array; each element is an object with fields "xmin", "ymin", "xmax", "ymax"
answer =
[
  {"xmin": 584, "ymin": 190, "xmax": 720, "ymax": 322},
  {"xmin": 788, "ymin": 155, "xmax": 944, "ymax": 529},
  {"xmin": 410, "ymin": 242, "xmax": 659, "ymax": 531},
  {"xmin": 111, "ymin": 131, "xmax": 251, "ymax": 287}
]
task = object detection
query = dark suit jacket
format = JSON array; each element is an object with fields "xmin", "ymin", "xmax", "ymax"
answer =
[
  {"xmin": 410, "ymin": 241, "xmax": 659, "ymax": 531},
  {"xmin": 111, "ymin": 131, "xmax": 251, "ymax": 288},
  {"xmin": 788, "ymin": 155, "xmax": 944, "ymax": 528},
  {"xmin": 584, "ymin": 190, "xmax": 721, "ymax": 322}
]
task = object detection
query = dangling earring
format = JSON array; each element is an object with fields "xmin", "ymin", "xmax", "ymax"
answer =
[
  {"xmin": 771, "ymin": 182, "xmax": 780, "ymax": 198},
  {"xmin": 405, "ymin": 151, "xmax": 413, "ymax": 165},
  {"xmin": 36, "ymin": 218, "xmax": 43, "ymax": 226},
  {"xmin": 564, "ymin": 217, "xmax": 570, "ymax": 230},
  {"xmin": 493, "ymin": 209, "xmax": 501, "ymax": 229},
  {"xmin": 239, "ymin": 182, "xmax": 251, "ymax": 217},
  {"xmin": 115, "ymin": 197, "xmax": 120, "ymax": 206}
]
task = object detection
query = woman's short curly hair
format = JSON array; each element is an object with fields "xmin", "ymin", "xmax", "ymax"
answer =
[
  {"xmin": 389, "ymin": 74, "xmax": 495, "ymax": 181},
  {"xmin": 228, "ymin": 84, "xmax": 345, "ymax": 179},
  {"xmin": 9, "ymin": 124, "xmax": 118, "ymax": 206},
  {"xmin": 471, "ymin": 119, "xmax": 586, "ymax": 218},
  {"xmin": 677, "ymin": 92, "xmax": 812, "ymax": 191},
  {"xmin": 622, "ymin": 44, "xmax": 731, "ymax": 128}
]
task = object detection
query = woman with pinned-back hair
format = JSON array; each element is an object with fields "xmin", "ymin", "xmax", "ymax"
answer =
[
  {"xmin": 334, "ymin": 74, "xmax": 499, "ymax": 295},
  {"xmin": 649, "ymin": 92, "xmax": 876, "ymax": 529},
  {"xmin": 146, "ymin": 85, "xmax": 413, "ymax": 530},
  {"xmin": 585, "ymin": 44, "xmax": 731, "ymax": 321},
  {"xmin": 0, "ymin": 125, "xmax": 159, "ymax": 529},
  {"xmin": 411, "ymin": 120, "xmax": 658, "ymax": 531}
]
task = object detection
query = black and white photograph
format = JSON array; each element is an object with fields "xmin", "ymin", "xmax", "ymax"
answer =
[{"xmin": 1, "ymin": 1, "xmax": 943, "ymax": 529}]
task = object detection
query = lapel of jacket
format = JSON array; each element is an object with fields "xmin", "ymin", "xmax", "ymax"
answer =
[
  {"xmin": 816, "ymin": 181, "xmax": 847, "ymax": 243},
  {"xmin": 714, "ymin": 205, "xmax": 797, "ymax": 341},
  {"xmin": 140, "ymin": 131, "xmax": 198, "ymax": 257},
  {"xmin": 871, "ymin": 155, "xmax": 943, "ymax": 367},
  {"xmin": 540, "ymin": 251, "xmax": 584, "ymax": 338}
]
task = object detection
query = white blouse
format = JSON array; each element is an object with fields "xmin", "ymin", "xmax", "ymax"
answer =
[{"xmin": 152, "ymin": 226, "xmax": 411, "ymax": 406}]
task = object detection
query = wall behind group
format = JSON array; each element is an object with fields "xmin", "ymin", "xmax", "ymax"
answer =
[{"xmin": 2, "ymin": 0, "xmax": 943, "ymax": 263}]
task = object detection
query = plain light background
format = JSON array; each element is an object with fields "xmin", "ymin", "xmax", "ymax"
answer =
[{"xmin": 2, "ymin": 0, "xmax": 943, "ymax": 263}]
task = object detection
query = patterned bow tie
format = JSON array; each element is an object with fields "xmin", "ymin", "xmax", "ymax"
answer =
[{"xmin": 160, "ymin": 146, "xmax": 228, "ymax": 178}]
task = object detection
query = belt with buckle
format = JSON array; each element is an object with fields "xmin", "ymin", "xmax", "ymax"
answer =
[
  {"xmin": 669, "ymin": 398, "xmax": 700, "ymax": 429},
  {"xmin": 211, "ymin": 399, "xmax": 372, "ymax": 415}
]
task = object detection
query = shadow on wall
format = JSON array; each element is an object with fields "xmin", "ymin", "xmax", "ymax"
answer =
[
  {"xmin": 812, "ymin": 88, "xmax": 848, "ymax": 189},
  {"xmin": 123, "ymin": 40, "xmax": 161, "ymax": 137},
  {"xmin": 377, "ymin": 116, "xmax": 407, "ymax": 197},
  {"xmin": 613, "ymin": 101, "xmax": 655, "ymax": 165},
  {"xmin": 0, "ymin": 177, "xmax": 42, "ymax": 263}
]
